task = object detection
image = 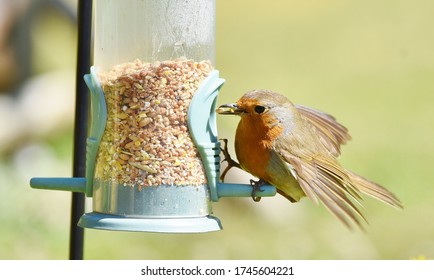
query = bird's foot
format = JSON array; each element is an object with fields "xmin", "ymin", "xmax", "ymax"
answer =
[
  {"xmin": 219, "ymin": 138, "xmax": 241, "ymax": 182},
  {"xmin": 250, "ymin": 179, "xmax": 267, "ymax": 202}
]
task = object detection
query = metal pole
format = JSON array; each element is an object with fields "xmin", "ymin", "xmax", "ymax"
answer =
[{"xmin": 70, "ymin": 0, "xmax": 92, "ymax": 260}]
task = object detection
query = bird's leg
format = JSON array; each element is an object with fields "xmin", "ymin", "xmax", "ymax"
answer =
[
  {"xmin": 250, "ymin": 179, "xmax": 267, "ymax": 202},
  {"xmin": 219, "ymin": 138, "xmax": 241, "ymax": 182}
]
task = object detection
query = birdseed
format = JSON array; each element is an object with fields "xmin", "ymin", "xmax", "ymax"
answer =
[{"xmin": 94, "ymin": 58, "xmax": 213, "ymax": 190}]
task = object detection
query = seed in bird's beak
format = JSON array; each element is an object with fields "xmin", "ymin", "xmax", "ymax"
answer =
[{"xmin": 216, "ymin": 103, "xmax": 243, "ymax": 115}]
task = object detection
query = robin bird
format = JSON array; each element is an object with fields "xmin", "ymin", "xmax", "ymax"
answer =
[{"xmin": 216, "ymin": 89, "xmax": 402, "ymax": 228}]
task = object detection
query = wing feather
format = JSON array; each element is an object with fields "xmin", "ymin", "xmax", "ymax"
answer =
[
  {"xmin": 282, "ymin": 151, "xmax": 367, "ymax": 228},
  {"xmin": 295, "ymin": 104, "xmax": 351, "ymax": 156}
]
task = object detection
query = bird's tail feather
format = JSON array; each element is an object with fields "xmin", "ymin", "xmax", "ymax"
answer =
[{"xmin": 347, "ymin": 170, "xmax": 403, "ymax": 209}]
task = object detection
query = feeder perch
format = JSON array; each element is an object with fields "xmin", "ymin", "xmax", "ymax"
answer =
[{"xmin": 30, "ymin": 0, "xmax": 276, "ymax": 234}]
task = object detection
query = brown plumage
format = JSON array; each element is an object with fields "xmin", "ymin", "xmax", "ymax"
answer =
[{"xmin": 217, "ymin": 90, "xmax": 402, "ymax": 228}]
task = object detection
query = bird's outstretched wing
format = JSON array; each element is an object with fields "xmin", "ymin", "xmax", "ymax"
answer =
[
  {"xmin": 275, "ymin": 146, "xmax": 367, "ymax": 228},
  {"xmin": 295, "ymin": 104, "xmax": 351, "ymax": 156},
  {"xmin": 273, "ymin": 107, "xmax": 402, "ymax": 228}
]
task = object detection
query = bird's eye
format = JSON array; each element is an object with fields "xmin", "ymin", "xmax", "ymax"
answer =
[{"xmin": 254, "ymin": 105, "xmax": 266, "ymax": 114}]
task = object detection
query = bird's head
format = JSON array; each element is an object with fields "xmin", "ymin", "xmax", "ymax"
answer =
[
  {"xmin": 216, "ymin": 90, "xmax": 296, "ymax": 137},
  {"xmin": 216, "ymin": 90, "xmax": 292, "ymax": 116}
]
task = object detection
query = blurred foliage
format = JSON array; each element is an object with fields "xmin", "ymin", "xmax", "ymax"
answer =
[{"xmin": 1, "ymin": 0, "xmax": 434, "ymax": 259}]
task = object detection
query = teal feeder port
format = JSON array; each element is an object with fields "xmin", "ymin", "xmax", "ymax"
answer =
[{"xmin": 30, "ymin": 0, "xmax": 276, "ymax": 234}]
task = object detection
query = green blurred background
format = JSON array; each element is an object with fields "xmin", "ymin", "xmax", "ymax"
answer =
[{"xmin": 1, "ymin": 0, "xmax": 434, "ymax": 259}]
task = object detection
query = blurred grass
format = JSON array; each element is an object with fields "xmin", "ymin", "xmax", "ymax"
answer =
[{"xmin": 2, "ymin": 0, "xmax": 434, "ymax": 259}]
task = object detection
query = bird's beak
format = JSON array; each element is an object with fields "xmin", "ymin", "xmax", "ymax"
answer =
[{"xmin": 216, "ymin": 103, "xmax": 244, "ymax": 115}]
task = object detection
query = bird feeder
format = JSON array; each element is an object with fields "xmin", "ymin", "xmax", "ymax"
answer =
[{"xmin": 30, "ymin": 0, "xmax": 275, "ymax": 233}]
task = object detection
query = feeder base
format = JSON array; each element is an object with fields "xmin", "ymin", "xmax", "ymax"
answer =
[{"xmin": 78, "ymin": 212, "xmax": 222, "ymax": 233}]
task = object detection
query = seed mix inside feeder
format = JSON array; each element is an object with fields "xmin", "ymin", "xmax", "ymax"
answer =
[{"xmin": 95, "ymin": 59, "xmax": 213, "ymax": 190}]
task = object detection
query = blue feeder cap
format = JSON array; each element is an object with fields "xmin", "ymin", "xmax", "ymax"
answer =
[{"xmin": 78, "ymin": 213, "xmax": 222, "ymax": 233}]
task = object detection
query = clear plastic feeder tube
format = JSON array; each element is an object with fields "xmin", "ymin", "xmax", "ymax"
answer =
[{"xmin": 89, "ymin": 0, "xmax": 218, "ymax": 223}]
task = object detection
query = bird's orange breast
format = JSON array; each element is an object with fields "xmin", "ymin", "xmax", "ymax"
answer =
[{"xmin": 234, "ymin": 114, "xmax": 283, "ymax": 182}]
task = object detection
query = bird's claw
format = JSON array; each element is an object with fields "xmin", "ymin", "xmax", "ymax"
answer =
[
  {"xmin": 250, "ymin": 179, "xmax": 266, "ymax": 202},
  {"xmin": 219, "ymin": 138, "xmax": 241, "ymax": 182}
]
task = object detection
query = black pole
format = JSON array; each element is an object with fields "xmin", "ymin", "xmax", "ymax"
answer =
[{"xmin": 70, "ymin": 0, "xmax": 92, "ymax": 260}]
